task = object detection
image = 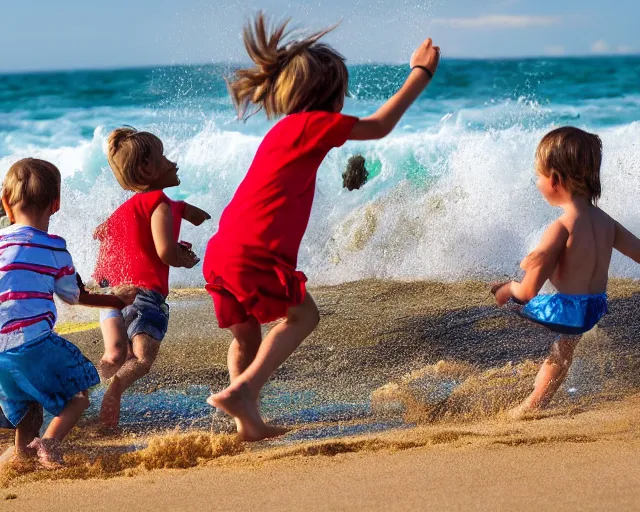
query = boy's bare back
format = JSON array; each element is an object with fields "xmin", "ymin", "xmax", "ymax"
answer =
[{"xmin": 552, "ymin": 206, "xmax": 615, "ymax": 295}]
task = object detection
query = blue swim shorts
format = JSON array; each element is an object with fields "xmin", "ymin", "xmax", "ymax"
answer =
[
  {"xmin": 519, "ymin": 293, "xmax": 608, "ymax": 336},
  {"xmin": 100, "ymin": 288, "xmax": 169, "ymax": 342},
  {"xmin": 0, "ymin": 333, "xmax": 99, "ymax": 427}
]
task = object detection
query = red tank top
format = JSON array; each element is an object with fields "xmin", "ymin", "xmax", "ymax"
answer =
[{"xmin": 93, "ymin": 190, "xmax": 184, "ymax": 296}]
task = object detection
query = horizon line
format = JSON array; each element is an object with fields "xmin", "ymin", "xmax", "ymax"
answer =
[{"xmin": 1, "ymin": 53, "xmax": 639, "ymax": 76}]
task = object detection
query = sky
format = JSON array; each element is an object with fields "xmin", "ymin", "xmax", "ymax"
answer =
[{"xmin": 0, "ymin": 0, "xmax": 638, "ymax": 72}]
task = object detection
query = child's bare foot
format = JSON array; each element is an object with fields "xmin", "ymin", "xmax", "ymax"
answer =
[
  {"xmin": 507, "ymin": 402, "xmax": 535, "ymax": 421},
  {"xmin": 238, "ymin": 424, "xmax": 289, "ymax": 442},
  {"xmin": 207, "ymin": 384, "xmax": 288, "ymax": 442},
  {"xmin": 14, "ymin": 445, "xmax": 37, "ymax": 461},
  {"xmin": 27, "ymin": 438, "xmax": 63, "ymax": 469},
  {"xmin": 100, "ymin": 376, "xmax": 123, "ymax": 427}
]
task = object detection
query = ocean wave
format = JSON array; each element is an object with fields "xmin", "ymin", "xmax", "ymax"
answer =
[{"xmin": 3, "ymin": 119, "xmax": 631, "ymax": 287}]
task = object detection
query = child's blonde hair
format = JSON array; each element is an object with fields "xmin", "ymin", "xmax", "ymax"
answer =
[
  {"xmin": 2, "ymin": 158, "xmax": 61, "ymax": 214},
  {"xmin": 107, "ymin": 127, "xmax": 165, "ymax": 192},
  {"xmin": 227, "ymin": 12, "xmax": 349, "ymax": 121},
  {"xmin": 536, "ymin": 126, "xmax": 602, "ymax": 205}
]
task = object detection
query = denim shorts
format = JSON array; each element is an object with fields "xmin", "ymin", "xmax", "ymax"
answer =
[
  {"xmin": 0, "ymin": 333, "xmax": 99, "ymax": 426},
  {"xmin": 100, "ymin": 288, "xmax": 169, "ymax": 342}
]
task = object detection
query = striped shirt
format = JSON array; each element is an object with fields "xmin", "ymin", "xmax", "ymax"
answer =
[{"xmin": 0, "ymin": 224, "xmax": 79, "ymax": 352}]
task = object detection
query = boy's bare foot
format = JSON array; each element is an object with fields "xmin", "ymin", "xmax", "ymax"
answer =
[
  {"xmin": 100, "ymin": 376, "xmax": 123, "ymax": 427},
  {"xmin": 207, "ymin": 384, "xmax": 288, "ymax": 442},
  {"xmin": 27, "ymin": 438, "xmax": 63, "ymax": 469},
  {"xmin": 507, "ymin": 402, "xmax": 535, "ymax": 421}
]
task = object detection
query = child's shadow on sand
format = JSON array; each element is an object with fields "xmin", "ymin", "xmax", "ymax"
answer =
[{"xmin": 361, "ymin": 292, "xmax": 640, "ymax": 373}]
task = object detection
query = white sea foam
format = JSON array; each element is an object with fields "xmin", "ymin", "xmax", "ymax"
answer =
[{"xmin": 2, "ymin": 102, "xmax": 639, "ymax": 288}]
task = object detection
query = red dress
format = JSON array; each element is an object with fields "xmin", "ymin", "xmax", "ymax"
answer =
[
  {"xmin": 203, "ymin": 111, "xmax": 358, "ymax": 327},
  {"xmin": 93, "ymin": 190, "xmax": 185, "ymax": 297}
]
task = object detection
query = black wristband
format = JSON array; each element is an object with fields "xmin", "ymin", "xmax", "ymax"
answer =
[{"xmin": 411, "ymin": 65, "xmax": 434, "ymax": 80}]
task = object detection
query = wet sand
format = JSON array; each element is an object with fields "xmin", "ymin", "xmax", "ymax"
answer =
[{"xmin": 1, "ymin": 279, "xmax": 640, "ymax": 509}]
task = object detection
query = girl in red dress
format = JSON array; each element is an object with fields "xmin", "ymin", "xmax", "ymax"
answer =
[{"xmin": 205, "ymin": 13, "xmax": 440, "ymax": 441}]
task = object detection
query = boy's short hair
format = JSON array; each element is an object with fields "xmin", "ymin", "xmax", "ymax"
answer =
[
  {"xmin": 107, "ymin": 128, "xmax": 164, "ymax": 192},
  {"xmin": 536, "ymin": 126, "xmax": 602, "ymax": 205},
  {"xmin": 2, "ymin": 158, "xmax": 61, "ymax": 214}
]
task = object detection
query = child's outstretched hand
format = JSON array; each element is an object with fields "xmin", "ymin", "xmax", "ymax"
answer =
[
  {"xmin": 491, "ymin": 281, "xmax": 513, "ymax": 306},
  {"xmin": 183, "ymin": 203, "xmax": 211, "ymax": 226},
  {"xmin": 410, "ymin": 38, "xmax": 440, "ymax": 77}
]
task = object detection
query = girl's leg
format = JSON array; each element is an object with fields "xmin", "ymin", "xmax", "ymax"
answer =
[
  {"xmin": 98, "ymin": 313, "xmax": 129, "ymax": 381},
  {"xmin": 208, "ymin": 293, "xmax": 320, "ymax": 441},
  {"xmin": 510, "ymin": 336, "xmax": 580, "ymax": 419},
  {"xmin": 222, "ymin": 317, "xmax": 262, "ymax": 433},
  {"xmin": 100, "ymin": 334, "xmax": 160, "ymax": 427},
  {"xmin": 227, "ymin": 316, "xmax": 262, "ymax": 381}
]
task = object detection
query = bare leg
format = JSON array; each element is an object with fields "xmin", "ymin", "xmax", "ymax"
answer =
[
  {"xmin": 14, "ymin": 403, "xmax": 43, "ymax": 459},
  {"xmin": 29, "ymin": 391, "xmax": 90, "ymax": 467},
  {"xmin": 220, "ymin": 317, "xmax": 262, "ymax": 433},
  {"xmin": 227, "ymin": 316, "xmax": 262, "ymax": 381},
  {"xmin": 98, "ymin": 315, "xmax": 129, "ymax": 381},
  {"xmin": 100, "ymin": 333, "xmax": 160, "ymax": 427},
  {"xmin": 509, "ymin": 336, "xmax": 579, "ymax": 419},
  {"xmin": 208, "ymin": 293, "xmax": 320, "ymax": 441}
]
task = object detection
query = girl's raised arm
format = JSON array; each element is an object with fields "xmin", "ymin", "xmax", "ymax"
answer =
[{"xmin": 348, "ymin": 38, "xmax": 440, "ymax": 141}]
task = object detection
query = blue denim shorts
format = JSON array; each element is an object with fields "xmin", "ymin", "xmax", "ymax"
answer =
[
  {"xmin": 100, "ymin": 289, "xmax": 169, "ymax": 342},
  {"xmin": 0, "ymin": 333, "xmax": 99, "ymax": 426}
]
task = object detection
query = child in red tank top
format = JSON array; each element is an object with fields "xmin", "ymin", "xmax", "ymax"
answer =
[
  {"xmin": 204, "ymin": 13, "xmax": 441, "ymax": 441},
  {"xmin": 94, "ymin": 128, "xmax": 211, "ymax": 427}
]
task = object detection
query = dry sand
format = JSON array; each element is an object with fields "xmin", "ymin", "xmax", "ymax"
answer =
[{"xmin": 3, "ymin": 394, "xmax": 640, "ymax": 511}]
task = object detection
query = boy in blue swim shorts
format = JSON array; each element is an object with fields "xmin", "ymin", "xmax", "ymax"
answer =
[
  {"xmin": 0, "ymin": 158, "xmax": 132, "ymax": 466},
  {"xmin": 492, "ymin": 127, "xmax": 640, "ymax": 418}
]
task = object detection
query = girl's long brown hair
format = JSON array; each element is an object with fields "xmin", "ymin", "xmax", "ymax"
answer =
[{"xmin": 227, "ymin": 12, "xmax": 349, "ymax": 121}]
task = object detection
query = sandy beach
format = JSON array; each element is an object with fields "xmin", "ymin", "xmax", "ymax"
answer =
[
  {"xmin": 3, "ymin": 395, "xmax": 640, "ymax": 511},
  {"xmin": 1, "ymin": 279, "xmax": 640, "ymax": 510}
]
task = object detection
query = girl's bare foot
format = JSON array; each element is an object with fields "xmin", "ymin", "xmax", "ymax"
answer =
[
  {"xmin": 207, "ymin": 384, "xmax": 288, "ymax": 442},
  {"xmin": 237, "ymin": 424, "xmax": 289, "ymax": 442},
  {"xmin": 27, "ymin": 438, "xmax": 63, "ymax": 469},
  {"xmin": 100, "ymin": 376, "xmax": 123, "ymax": 427}
]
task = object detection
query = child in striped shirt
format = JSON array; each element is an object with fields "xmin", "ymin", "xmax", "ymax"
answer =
[{"xmin": 0, "ymin": 158, "xmax": 131, "ymax": 467}]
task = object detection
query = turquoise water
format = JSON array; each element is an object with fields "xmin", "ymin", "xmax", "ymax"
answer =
[{"xmin": 1, "ymin": 58, "xmax": 639, "ymax": 285}]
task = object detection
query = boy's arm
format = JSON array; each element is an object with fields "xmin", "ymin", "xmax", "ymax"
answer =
[
  {"xmin": 182, "ymin": 203, "xmax": 211, "ymax": 226},
  {"xmin": 348, "ymin": 38, "xmax": 440, "ymax": 141},
  {"xmin": 494, "ymin": 220, "xmax": 569, "ymax": 306},
  {"xmin": 151, "ymin": 202, "xmax": 200, "ymax": 268},
  {"xmin": 75, "ymin": 275, "xmax": 134, "ymax": 309},
  {"xmin": 614, "ymin": 220, "xmax": 640, "ymax": 263}
]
